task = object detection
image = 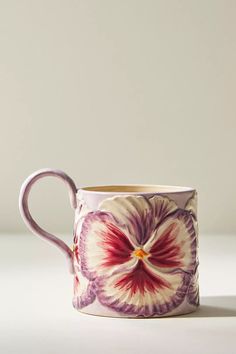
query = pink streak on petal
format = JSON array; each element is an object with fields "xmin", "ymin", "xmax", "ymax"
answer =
[
  {"xmin": 74, "ymin": 275, "xmax": 80, "ymax": 296},
  {"xmin": 98, "ymin": 222, "xmax": 134, "ymax": 267},
  {"xmin": 114, "ymin": 260, "xmax": 170, "ymax": 295},
  {"xmin": 149, "ymin": 222, "xmax": 183, "ymax": 268}
]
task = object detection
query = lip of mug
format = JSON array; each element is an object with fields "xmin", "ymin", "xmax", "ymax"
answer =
[{"xmin": 78, "ymin": 184, "xmax": 196, "ymax": 195}]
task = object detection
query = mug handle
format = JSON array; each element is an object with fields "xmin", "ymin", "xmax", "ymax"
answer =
[{"xmin": 19, "ymin": 168, "xmax": 77, "ymax": 273}]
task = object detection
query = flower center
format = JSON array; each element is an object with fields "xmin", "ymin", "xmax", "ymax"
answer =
[{"xmin": 133, "ymin": 248, "xmax": 149, "ymax": 259}]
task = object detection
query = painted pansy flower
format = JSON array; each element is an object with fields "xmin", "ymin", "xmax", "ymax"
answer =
[{"xmin": 77, "ymin": 195, "xmax": 198, "ymax": 316}]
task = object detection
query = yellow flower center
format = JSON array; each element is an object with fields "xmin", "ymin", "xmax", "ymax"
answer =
[{"xmin": 133, "ymin": 248, "xmax": 149, "ymax": 259}]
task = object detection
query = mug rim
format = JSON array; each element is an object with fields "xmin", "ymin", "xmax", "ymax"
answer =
[{"xmin": 79, "ymin": 184, "xmax": 195, "ymax": 195}]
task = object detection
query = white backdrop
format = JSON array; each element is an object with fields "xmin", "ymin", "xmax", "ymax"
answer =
[{"xmin": 0, "ymin": 0, "xmax": 235, "ymax": 234}]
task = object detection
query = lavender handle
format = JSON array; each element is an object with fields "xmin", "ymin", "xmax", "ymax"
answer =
[{"xmin": 19, "ymin": 169, "xmax": 77, "ymax": 273}]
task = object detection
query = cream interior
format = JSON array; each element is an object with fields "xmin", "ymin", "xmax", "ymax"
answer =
[{"xmin": 81, "ymin": 185, "xmax": 194, "ymax": 193}]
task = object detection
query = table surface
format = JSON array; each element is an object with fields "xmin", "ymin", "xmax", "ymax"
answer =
[{"xmin": 0, "ymin": 233, "xmax": 236, "ymax": 354}]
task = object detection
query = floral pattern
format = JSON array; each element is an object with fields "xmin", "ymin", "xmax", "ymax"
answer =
[{"xmin": 73, "ymin": 193, "xmax": 199, "ymax": 317}]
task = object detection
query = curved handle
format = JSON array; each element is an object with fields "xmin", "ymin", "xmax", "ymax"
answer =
[{"xmin": 19, "ymin": 168, "xmax": 77, "ymax": 273}]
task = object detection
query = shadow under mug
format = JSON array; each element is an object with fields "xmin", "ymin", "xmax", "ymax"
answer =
[{"xmin": 19, "ymin": 168, "xmax": 199, "ymax": 318}]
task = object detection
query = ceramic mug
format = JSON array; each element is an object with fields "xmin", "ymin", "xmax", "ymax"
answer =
[{"xmin": 19, "ymin": 168, "xmax": 199, "ymax": 318}]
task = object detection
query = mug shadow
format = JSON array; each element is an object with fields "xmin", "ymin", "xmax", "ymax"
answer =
[{"xmin": 182, "ymin": 295, "xmax": 236, "ymax": 318}]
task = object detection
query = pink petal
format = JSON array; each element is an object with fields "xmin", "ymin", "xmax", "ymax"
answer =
[
  {"xmin": 97, "ymin": 260, "xmax": 189, "ymax": 316},
  {"xmin": 187, "ymin": 267, "xmax": 200, "ymax": 306},
  {"xmin": 146, "ymin": 210, "xmax": 197, "ymax": 273},
  {"xmin": 72, "ymin": 249, "xmax": 96, "ymax": 309},
  {"xmin": 114, "ymin": 260, "xmax": 169, "ymax": 295},
  {"xmin": 99, "ymin": 195, "xmax": 178, "ymax": 245},
  {"xmin": 99, "ymin": 222, "xmax": 134, "ymax": 267},
  {"xmin": 72, "ymin": 273, "xmax": 97, "ymax": 310},
  {"xmin": 79, "ymin": 211, "xmax": 134, "ymax": 280},
  {"xmin": 185, "ymin": 191, "xmax": 198, "ymax": 220}
]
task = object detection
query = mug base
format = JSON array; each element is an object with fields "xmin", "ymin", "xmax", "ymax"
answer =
[{"xmin": 75, "ymin": 298, "xmax": 199, "ymax": 318}]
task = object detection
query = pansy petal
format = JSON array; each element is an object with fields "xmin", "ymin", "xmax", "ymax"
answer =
[
  {"xmin": 185, "ymin": 191, "xmax": 197, "ymax": 220},
  {"xmin": 72, "ymin": 247, "xmax": 97, "ymax": 309},
  {"xmin": 99, "ymin": 195, "xmax": 178, "ymax": 245},
  {"xmin": 72, "ymin": 273, "xmax": 97, "ymax": 310},
  {"xmin": 148, "ymin": 194, "xmax": 178, "ymax": 225},
  {"xmin": 185, "ymin": 191, "xmax": 199, "ymax": 247},
  {"xmin": 97, "ymin": 260, "xmax": 190, "ymax": 316},
  {"xmin": 145, "ymin": 210, "xmax": 197, "ymax": 273},
  {"xmin": 187, "ymin": 268, "xmax": 200, "ymax": 306},
  {"xmin": 79, "ymin": 211, "xmax": 135, "ymax": 280}
]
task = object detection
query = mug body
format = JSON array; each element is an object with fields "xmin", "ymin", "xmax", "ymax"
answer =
[{"xmin": 73, "ymin": 185, "xmax": 199, "ymax": 318}]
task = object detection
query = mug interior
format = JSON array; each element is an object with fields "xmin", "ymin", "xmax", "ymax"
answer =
[{"xmin": 80, "ymin": 184, "xmax": 194, "ymax": 194}]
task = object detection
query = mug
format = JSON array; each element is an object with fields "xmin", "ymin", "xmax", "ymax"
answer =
[{"xmin": 19, "ymin": 168, "xmax": 199, "ymax": 318}]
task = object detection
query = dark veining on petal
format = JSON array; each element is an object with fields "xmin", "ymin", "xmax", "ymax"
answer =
[
  {"xmin": 114, "ymin": 260, "xmax": 170, "ymax": 295},
  {"xmin": 99, "ymin": 222, "xmax": 134, "ymax": 267}
]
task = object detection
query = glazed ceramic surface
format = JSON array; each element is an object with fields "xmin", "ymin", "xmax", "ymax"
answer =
[{"xmin": 19, "ymin": 169, "xmax": 199, "ymax": 318}]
